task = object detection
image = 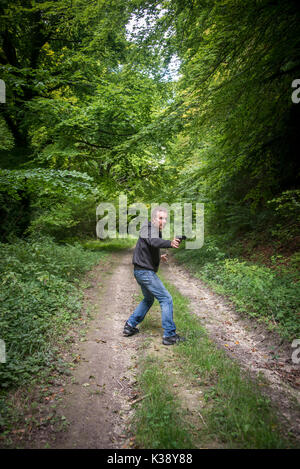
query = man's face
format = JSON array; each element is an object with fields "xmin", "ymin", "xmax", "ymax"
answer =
[{"xmin": 153, "ymin": 210, "xmax": 168, "ymax": 230}]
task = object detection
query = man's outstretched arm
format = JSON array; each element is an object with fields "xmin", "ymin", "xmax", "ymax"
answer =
[{"xmin": 140, "ymin": 224, "xmax": 180, "ymax": 249}]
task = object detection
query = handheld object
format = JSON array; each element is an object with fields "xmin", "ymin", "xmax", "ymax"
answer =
[{"xmin": 175, "ymin": 235, "xmax": 187, "ymax": 243}]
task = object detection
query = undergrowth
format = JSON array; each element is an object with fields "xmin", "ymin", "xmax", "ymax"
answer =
[
  {"xmin": 174, "ymin": 236, "xmax": 300, "ymax": 340},
  {"xmin": 0, "ymin": 236, "xmax": 107, "ymax": 391}
]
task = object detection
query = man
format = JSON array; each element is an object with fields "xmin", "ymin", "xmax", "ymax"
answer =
[{"xmin": 123, "ymin": 206, "xmax": 186, "ymax": 345}]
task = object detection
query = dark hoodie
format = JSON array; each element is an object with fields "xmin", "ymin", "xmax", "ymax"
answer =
[{"xmin": 132, "ymin": 221, "xmax": 172, "ymax": 272}]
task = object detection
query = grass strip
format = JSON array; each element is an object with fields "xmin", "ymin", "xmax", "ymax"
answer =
[{"xmin": 133, "ymin": 354, "xmax": 195, "ymax": 449}]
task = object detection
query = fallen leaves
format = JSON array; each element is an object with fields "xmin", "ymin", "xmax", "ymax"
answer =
[
  {"xmin": 224, "ymin": 341, "xmax": 239, "ymax": 347},
  {"xmin": 44, "ymin": 387, "xmax": 65, "ymax": 401},
  {"xmin": 121, "ymin": 436, "xmax": 136, "ymax": 449}
]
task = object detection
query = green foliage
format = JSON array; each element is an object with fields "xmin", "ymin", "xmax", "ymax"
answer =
[
  {"xmin": 27, "ymin": 204, "xmax": 80, "ymax": 238},
  {"xmin": 0, "ymin": 168, "xmax": 97, "ymax": 241},
  {"xmin": 0, "ymin": 0, "xmax": 176, "ymax": 205},
  {"xmin": 290, "ymin": 252, "xmax": 300, "ymax": 269},
  {"xmin": 1, "ymin": 0, "xmax": 299, "ymax": 239},
  {"xmin": 132, "ymin": 0, "xmax": 300, "ymax": 239},
  {"xmin": 0, "ymin": 236, "xmax": 105, "ymax": 388},
  {"xmin": 0, "ymin": 118, "xmax": 14, "ymax": 150},
  {"xmin": 0, "ymin": 168, "xmax": 95, "ymax": 201},
  {"xmin": 27, "ymin": 196, "xmax": 100, "ymax": 241},
  {"xmin": 0, "ymin": 0, "xmax": 129, "ymax": 145},
  {"xmin": 267, "ymin": 190, "xmax": 300, "ymax": 241}
]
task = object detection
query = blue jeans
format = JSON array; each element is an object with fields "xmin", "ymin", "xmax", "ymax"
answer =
[{"xmin": 127, "ymin": 269, "xmax": 176, "ymax": 338}]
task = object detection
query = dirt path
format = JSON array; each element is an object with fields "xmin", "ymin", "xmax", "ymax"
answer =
[
  {"xmin": 161, "ymin": 255, "xmax": 300, "ymax": 441},
  {"xmin": 22, "ymin": 248, "xmax": 300, "ymax": 448},
  {"xmin": 32, "ymin": 249, "xmax": 143, "ymax": 449}
]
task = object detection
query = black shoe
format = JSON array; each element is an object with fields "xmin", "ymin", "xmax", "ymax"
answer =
[
  {"xmin": 123, "ymin": 321, "xmax": 139, "ymax": 337},
  {"xmin": 162, "ymin": 334, "xmax": 186, "ymax": 346}
]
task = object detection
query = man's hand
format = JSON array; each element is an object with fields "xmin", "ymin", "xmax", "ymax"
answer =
[
  {"xmin": 171, "ymin": 238, "xmax": 180, "ymax": 248},
  {"xmin": 161, "ymin": 253, "xmax": 169, "ymax": 263}
]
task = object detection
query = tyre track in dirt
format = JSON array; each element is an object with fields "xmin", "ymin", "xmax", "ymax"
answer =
[{"xmin": 161, "ymin": 255, "xmax": 300, "ymax": 442}]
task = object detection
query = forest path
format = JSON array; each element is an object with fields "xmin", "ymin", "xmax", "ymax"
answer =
[{"xmin": 24, "ymin": 248, "xmax": 300, "ymax": 448}]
